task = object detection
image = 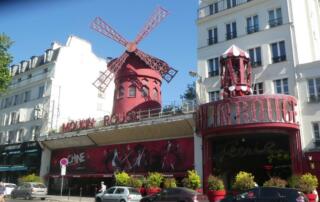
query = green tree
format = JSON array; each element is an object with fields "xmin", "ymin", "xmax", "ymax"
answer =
[
  {"xmin": 180, "ymin": 82, "xmax": 196, "ymax": 101},
  {"xmin": 0, "ymin": 33, "xmax": 13, "ymax": 93}
]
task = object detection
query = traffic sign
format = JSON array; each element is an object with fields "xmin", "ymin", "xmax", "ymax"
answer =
[
  {"xmin": 60, "ymin": 158, "xmax": 68, "ymax": 166},
  {"xmin": 61, "ymin": 165, "xmax": 66, "ymax": 176}
]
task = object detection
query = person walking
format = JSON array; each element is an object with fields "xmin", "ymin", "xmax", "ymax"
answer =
[
  {"xmin": 0, "ymin": 181, "xmax": 5, "ymax": 202},
  {"xmin": 99, "ymin": 181, "xmax": 106, "ymax": 193}
]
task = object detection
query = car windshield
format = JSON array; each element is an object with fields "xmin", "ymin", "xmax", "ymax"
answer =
[
  {"xmin": 128, "ymin": 188, "xmax": 140, "ymax": 194},
  {"xmin": 32, "ymin": 183, "xmax": 46, "ymax": 188},
  {"xmin": 5, "ymin": 185, "xmax": 16, "ymax": 188}
]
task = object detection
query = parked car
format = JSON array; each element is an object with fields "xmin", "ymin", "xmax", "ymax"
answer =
[
  {"xmin": 3, "ymin": 183, "xmax": 17, "ymax": 196},
  {"xmin": 140, "ymin": 187, "xmax": 209, "ymax": 202},
  {"xmin": 95, "ymin": 186, "xmax": 142, "ymax": 202},
  {"xmin": 220, "ymin": 187, "xmax": 309, "ymax": 202},
  {"xmin": 11, "ymin": 182, "xmax": 47, "ymax": 200}
]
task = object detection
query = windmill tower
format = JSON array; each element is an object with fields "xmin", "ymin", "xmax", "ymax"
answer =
[{"xmin": 91, "ymin": 6, "xmax": 177, "ymax": 117}]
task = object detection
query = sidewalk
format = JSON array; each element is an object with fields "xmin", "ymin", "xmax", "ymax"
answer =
[{"xmin": 46, "ymin": 195, "xmax": 94, "ymax": 202}]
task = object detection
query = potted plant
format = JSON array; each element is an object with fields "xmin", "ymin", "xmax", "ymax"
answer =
[
  {"xmin": 207, "ymin": 175, "xmax": 226, "ymax": 202},
  {"xmin": 115, "ymin": 171, "xmax": 130, "ymax": 186},
  {"xmin": 232, "ymin": 171, "xmax": 255, "ymax": 194},
  {"xmin": 146, "ymin": 172, "xmax": 163, "ymax": 195},
  {"xmin": 128, "ymin": 176, "xmax": 144, "ymax": 194},
  {"xmin": 263, "ymin": 177, "xmax": 287, "ymax": 188},
  {"xmin": 288, "ymin": 175, "xmax": 301, "ymax": 189},
  {"xmin": 182, "ymin": 170, "xmax": 202, "ymax": 192},
  {"xmin": 297, "ymin": 173, "xmax": 318, "ymax": 202},
  {"xmin": 163, "ymin": 178, "xmax": 177, "ymax": 188}
]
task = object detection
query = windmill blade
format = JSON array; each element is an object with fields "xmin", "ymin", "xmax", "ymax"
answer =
[
  {"xmin": 135, "ymin": 49, "xmax": 178, "ymax": 83},
  {"xmin": 134, "ymin": 6, "xmax": 169, "ymax": 45},
  {"xmin": 92, "ymin": 69, "xmax": 114, "ymax": 92},
  {"xmin": 91, "ymin": 17, "xmax": 129, "ymax": 47},
  {"xmin": 108, "ymin": 51, "xmax": 130, "ymax": 73},
  {"xmin": 93, "ymin": 52, "xmax": 129, "ymax": 92}
]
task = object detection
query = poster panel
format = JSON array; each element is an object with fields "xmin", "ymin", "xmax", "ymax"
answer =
[{"xmin": 50, "ymin": 137, "xmax": 194, "ymax": 175}]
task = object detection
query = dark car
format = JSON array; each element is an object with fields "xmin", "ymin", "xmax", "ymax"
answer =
[
  {"xmin": 220, "ymin": 187, "xmax": 309, "ymax": 202},
  {"xmin": 140, "ymin": 187, "xmax": 209, "ymax": 202}
]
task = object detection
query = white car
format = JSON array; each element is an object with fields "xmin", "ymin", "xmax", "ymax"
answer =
[
  {"xmin": 3, "ymin": 183, "xmax": 17, "ymax": 196},
  {"xmin": 95, "ymin": 186, "xmax": 142, "ymax": 202}
]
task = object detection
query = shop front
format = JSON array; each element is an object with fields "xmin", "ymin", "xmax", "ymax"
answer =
[
  {"xmin": 47, "ymin": 137, "xmax": 194, "ymax": 196},
  {"xmin": 0, "ymin": 141, "xmax": 42, "ymax": 183},
  {"xmin": 196, "ymin": 45, "xmax": 303, "ymax": 191}
]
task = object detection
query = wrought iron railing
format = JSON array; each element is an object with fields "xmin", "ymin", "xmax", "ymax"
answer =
[{"xmin": 198, "ymin": 0, "xmax": 252, "ymax": 19}]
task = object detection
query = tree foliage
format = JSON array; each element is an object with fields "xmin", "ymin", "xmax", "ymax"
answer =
[
  {"xmin": 18, "ymin": 173, "xmax": 43, "ymax": 184},
  {"xmin": 180, "ymin": 82, "xmax": 196, "ymax": 101},
  {"xmin": 0, "ymin": 33, "xmax": 13, "ymax": 93}
]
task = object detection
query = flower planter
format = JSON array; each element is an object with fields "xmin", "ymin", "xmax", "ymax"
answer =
[
  {"xmin": 207, "ymin": 190, "xmax": 226, "ymax": 202},
  {"xmin": 146, "ymin": 187, "xmax": 161, "ymax": 195},
  {"xmin": 306, "ymin": 193, "xmax": 317, "ymax": 202}
]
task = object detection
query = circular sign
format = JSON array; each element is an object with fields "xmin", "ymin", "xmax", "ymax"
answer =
[{"xmin": 60, "ymin": 158, "xmax": 68, "ymax": 166}]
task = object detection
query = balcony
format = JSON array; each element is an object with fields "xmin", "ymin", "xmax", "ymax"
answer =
[
  {"xmin": 269, "ymin": 18, "xmax": 283, "ymax": 28},
  {"xmin": 272, "ymin": 55, "xmax": 286, "ymax": 63},
  {"xmin": 247, "ymin": 25, "xmax": 259, "ymax": 34},
  {"xmin": 251, "ymin": 60, "xmax": 262, "ymax": 68},
  {"xmin": 209, "ymin": 70, "xmax": 219, "ymax": 77},
  {"xmin": 308, "ymin": 95, "xmax": 320, "ymax": 103},
  {"xmin": 198, "ymin": 0, "xmax": 252, "ymax": 19},
  {"xmin": 208, "ymin": 37, "xmax": 218, "ymax": 45},
  {"xmin": 226, "ymin": 31, "xmax": 237, "ymax": 40}
]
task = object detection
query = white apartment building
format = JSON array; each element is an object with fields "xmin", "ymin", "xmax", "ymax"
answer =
[
  {"xmin": 197, "ymin": 0, "xmax": 320, "ymax": 153},
  {"xmin": 0, "ymin": 35, "xmax": 114, "ymax": 144}
]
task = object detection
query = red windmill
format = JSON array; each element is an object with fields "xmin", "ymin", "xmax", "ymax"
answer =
[{"xmin": 91, "ymin": 6, "xmax": 177, "ymax": 118}]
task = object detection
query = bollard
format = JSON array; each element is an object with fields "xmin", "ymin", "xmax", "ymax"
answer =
[
  {"xmin": 68, "ymin": 188, "xmax": 70, "ymax": 200},
  {"xmin": 79, "ymin": 187, "xmax": 82, "ymax": 202}
]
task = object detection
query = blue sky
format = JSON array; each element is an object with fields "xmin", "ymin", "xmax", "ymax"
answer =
[{"xmin": 0, "ymin": 0, "xmax": 198, "ymax": 105}]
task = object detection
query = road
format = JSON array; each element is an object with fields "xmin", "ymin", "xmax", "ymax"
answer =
[{"xmin": 5, "ymin": 196, "xmax": 94, "ymax": 202}]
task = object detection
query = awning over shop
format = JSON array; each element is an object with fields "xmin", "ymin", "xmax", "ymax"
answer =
[{"xmin": 0, "ymin": 165, "xmax": 27, "ymax": 171}]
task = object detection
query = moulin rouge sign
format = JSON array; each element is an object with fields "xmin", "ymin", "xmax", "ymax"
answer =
[
  {"xmin": 197, "ymin": 95, "xmax": 298, "ymax": 130},
  {"xmin": 62, "ymin": 118, "xmax": 96, "ymax": 133}
]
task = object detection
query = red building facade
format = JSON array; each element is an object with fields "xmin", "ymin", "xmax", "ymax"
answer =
[{"xmin": 196, "ymin": 45, "xmax": 303, "ymax": 189}]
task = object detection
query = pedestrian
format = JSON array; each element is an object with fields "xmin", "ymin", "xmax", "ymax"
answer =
[
  {"xmin": 99, "ymin": 181, "xmax": 106, "ymax": 193},
  {"xmin": 0, "ymin": 181, "xmax": 5, "ymax": 202}
]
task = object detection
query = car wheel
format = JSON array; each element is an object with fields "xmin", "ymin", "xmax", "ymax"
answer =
[
  {"xmin": 120, "ymin": 199, "xmax": 126, "ymax": 202},
  {"xmin": 25, "ymin": 194, "xmax": 32, "ymax": 200},
  {"xmin": 95, "ymin": 197, "xmax": 101, "ymax": 202}
]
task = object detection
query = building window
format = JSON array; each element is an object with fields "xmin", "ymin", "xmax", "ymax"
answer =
[
  {"xmin": 31, "ymin": 126, "xmax": 41, "ymax": 141},
  {"xmin": 248, "ymin": 47, "xmax": 262, "ymax": 67},
  {"xmin": 38, "ymin": 85, "xmax": 45, "ymax": 98},
  {"xmin": 17, "ymin": 129, "xmax": 24, "ymax": 142},
  {"xmin": 117, "ymin": 86, "xmax": 124, "ymax": 98},
  {"xmin": 8, "ymin": 130, "xmax": 16, "ymax": 144},
  {"xmin": 208, "ymin": 57, "xmax": 219, "ymax": 77},
  {"xmin": 209, "ymin": 91, "xmax": 220, "ymax": 102},
  {"xmin": 269, "ymin": 8, "xmax": 282, "ymax": 27},
  {"xmin": 141, "ymin": 86, "xmax": 149, "ymax": 97},
  {"xmin": 271, "ymin": 41, "xmax": 286, "ymax": 63},
  {"xmin": 246, "ymin": 15, "xmax": 259, "ymax": 34},
  {"xmin": 208, "ymin": 27, "xmax": 218, "ymax": 45},
  {"xmin": 152, "ymin": 88, "xmax": 158, "ymax": 100},
  {"xmin": 0, "ymin": 132, "xmax": 3, "ymax": 144},
  {"xmin": 24, "ymin": 90, "xmax": 31, "ymax": 102},
  {"xmin": 128, "ymin": 85, "xmax": 136, "ymax": 97},
  {"xmin": 253, "ymin": 82, "xmax": 264, "ymax": 95},
  {"xmin": 274, "ymin": 78, "xmax": 289, "ymax": 94},
  {"xmin": 308, "ymin": 78, "xmax": 320, "ymax": 102},
  {"xmin": 13, "ymin": 94, "xmax": 19, "ymax": 106},
  {"xmin": 226, "ymin": 22, "xmax": 237, "ymax": 40},
  {"xmin": 226, "ymin": 0, "xmax": 237, "ymax": 9},
  {"xmin": 10, "ymin": 112, "xmax": 17, "ymax": 125}
]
